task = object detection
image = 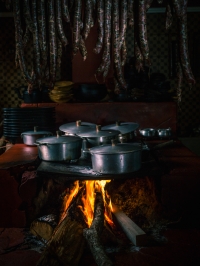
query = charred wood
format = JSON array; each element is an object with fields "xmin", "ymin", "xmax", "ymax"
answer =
[
  {"xmin": 83, "ymin": 192, "xmax": 113, "ymax": 266},
  {"xmin": 36, "ymin": 215, "xmax": 85, "ymax": 266}
]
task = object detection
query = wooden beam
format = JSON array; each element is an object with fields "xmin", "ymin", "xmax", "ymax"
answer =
[{"xmin": 111, "ymin": 203, "xmax": 147, "ymax": 246}]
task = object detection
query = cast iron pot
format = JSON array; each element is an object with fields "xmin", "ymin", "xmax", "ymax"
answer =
[
  {"xmin": 89, "ymin": 140, "xmax": 142, "ymax": 174},
  {"xmin": 73, "ymin": 83, "xmax": 107, "ymax": 102},
  {"xmin": 21, "ymin": 126, "xmax": 53, "ymax": 146},
  {"xmin": 102, "ymin": 121, "xmax": 139, "ymax": 142},
  {"xmin": 35, "ymin": 132, "xmax": 82, "ymax": 162},
  {"xmin": 78, "ymin": 125, "xmax": 120, "ymax": 147}
]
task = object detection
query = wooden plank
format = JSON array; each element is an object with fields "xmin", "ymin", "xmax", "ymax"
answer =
[{"xmin": 111, "ymin": 203, "xmax": 147, "ymax": 246}]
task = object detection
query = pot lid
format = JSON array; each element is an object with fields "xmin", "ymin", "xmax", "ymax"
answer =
[
  {"xmin": 78, "ymin": 125, "xmax": 120, "ymax": 138},
  {"xmin": 90, "ymin": 141, "xmax": 142, "ymax": 155},
  {"xmin": 21, "ymin": 126, "xmax": 52, "ymax": 136},
  {"xmin": 36, "ymin": 133, "xmax": 81, "ymax": 145},
  {"xmin": 59, "ymin": 120, "xmax": 96, "ymax": 134},
  {"xmin": 101, "ymin": 122, "xmax": 139, "ymax": 134}
]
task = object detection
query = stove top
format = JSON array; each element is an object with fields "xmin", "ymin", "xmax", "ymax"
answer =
[{"xmin": 37, "ymin": 147, "xmax": 167, "ymax": 180}]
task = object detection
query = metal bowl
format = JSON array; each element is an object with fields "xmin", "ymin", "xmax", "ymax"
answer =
[
  {"xmin": 139, "ymin": 128, "xmax": 156, "ymax": 137},
  {"xmin": 157, "ymin": 128, "xmax": 172, "ymax": 138}
]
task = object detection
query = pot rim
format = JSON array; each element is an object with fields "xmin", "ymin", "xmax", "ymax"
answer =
[{"xmin": 36, "ymin": 135, "xmax": 82, "ymax": 145}]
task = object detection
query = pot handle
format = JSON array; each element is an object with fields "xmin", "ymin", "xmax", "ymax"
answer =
[{"xmin": 34, "ymin": 142, "xmax": 49, "ymax": 146}]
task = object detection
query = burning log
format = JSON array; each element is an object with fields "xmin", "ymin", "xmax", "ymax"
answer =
[
  {"xmin": 112, "ymin": 203, "xmax": 147, "ymax": 246},
  {"xmin": 36, "ymin": 184, "xmax": 86, "ymax": 266},
  {"xmin": 83, "ymin": 192, "xmax": 113, "ymax": 266}
]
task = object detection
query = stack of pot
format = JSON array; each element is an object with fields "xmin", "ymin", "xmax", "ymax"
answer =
[{"xmin": 58, "ymin": 120, "xmax": 142, "ymax": 174}]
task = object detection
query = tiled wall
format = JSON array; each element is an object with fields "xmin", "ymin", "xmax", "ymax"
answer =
[{"xmin": 0, "ymin": 12, "xmax": 200, "ymax": 136}]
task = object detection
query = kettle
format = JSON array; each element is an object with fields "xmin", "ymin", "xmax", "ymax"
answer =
[{"xmin": 14, "ymin": 86, "xmax": 41, "ymax": 103}]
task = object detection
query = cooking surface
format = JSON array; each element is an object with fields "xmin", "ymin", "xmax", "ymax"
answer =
[{"xmin": 36, "ymin": 155, "xmax": 164, "ymax": 180}]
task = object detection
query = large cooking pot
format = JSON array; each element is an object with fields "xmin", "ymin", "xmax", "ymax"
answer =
[
  {"xmin": 35, "ymin": 132, "xmax": 82, "ymax": 162},
  {"xmin": 21, "ymin": 126, "xmax": 53, "ymax": 146},
  {"xmin": 78, "ymin": 125, "xmax": 120, "ymax": 147},
  {"xmin": 102, "ymin": 121, "xmax": 139, "ymax": 142},
  {"xmin": 59, "ymin": 120, "xmax": 96, "ymax": 135},
  {"xmin": 90, "ymin": 140, "xmax": 142, "ymax": 174}
]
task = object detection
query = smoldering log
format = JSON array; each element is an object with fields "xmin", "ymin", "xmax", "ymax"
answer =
[
  {"xmin": 83, "ymin": 192, "xmax": 113, "ymax": 266},
  {"xmin": 36, "ymin": 215, "xmax": 85, "ymax": 266},
  {"xmin": 112, "ymin": 203, "xmax": 147, "ymax": 246},
  {"xmin": 30, "ymin": 214, "xmax": 57, "ymax": 241}
]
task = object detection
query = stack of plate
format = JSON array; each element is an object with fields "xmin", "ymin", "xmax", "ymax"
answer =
[
  {"xmin": 49, "ymin": 81, "xmax": 73, "ymax": 103},
  {"xmin": 3, "ymin": 107, "xmax": 56, "ymax": 141}
]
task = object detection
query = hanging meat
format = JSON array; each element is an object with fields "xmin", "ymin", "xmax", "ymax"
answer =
[
  {"xmin": 23, "ymin": 0, "xmax": 35, "ymax": 33},
  {"xmin": 82, "ymin": 0, "xmax": 93, "ymax": 40},
  {"xmin": 138, "ymin": 0, "xmax": 150, "ymax": 65},
  {"xmin": 172, "ymin": 0, "xmax": 196, "ymax": 87},
  {"xmin": 165, "ymin": 2, "xmax": 173, "ymax": 31},
  {"xmin": 93, "ymin": 0, "xmax": 104, "ymax": 54},
  {"xmin": 113, "ymin": 0, "xmax": 127, "ymax": 89},
  {"xmin": 48, "ymin": 0, "xmax": 57, "ymax": 89},
  {"xmin": 13, "ymin": 0, "xmax": 33, "ymax": 85},
  {"xmin": 73, "ymin": 0, "xmax": 82, "ymax": 55},
  {"xmin": 119, "ymin": 0, "xmax": 128, "ymax": 67},
  {"xmin": 37, "ymin": 0, "xmax": 47, "ymax": 70},
  {"xmin": 96, "ymin": 0, "xmax": 112, "ymax": 78},
  {"xmin": 32, "ymin": 0, "xmax": 41, "ymax": 87},
  {"xmin": 177, "ymin": 60, "xmax": 183, "ymax": 105},
  {"xmin": 62, "ymin": 0, "xmax": 70, "ymax": 22},
  {"xmin": 55, "ymin": 0, "xmax": 68, "ymax": 46},
  {"xmin": 127, "ymin": 0, "xmax": 134, "ymax": 28}
]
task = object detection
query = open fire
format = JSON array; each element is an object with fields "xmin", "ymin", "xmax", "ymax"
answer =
[
  {"xmin": 60, "ymin": 180, "xmax": 114, "ymax": 228},
  {"xmin": 29, "ymin": 174, "xmax": 164, "ymax": 266}
]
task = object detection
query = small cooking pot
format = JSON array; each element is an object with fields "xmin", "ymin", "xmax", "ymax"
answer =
[
  {"xmin": 35, "ymin": 132, "xmax": 82, "ymax": 162},
  {"xmin": 78, "ymin": 125, "xmax": 120, "ymax": 147},
  {"xmin": 139, "ymin": 128, "xmax": 157, "ymax": 138},
  {"xmin": 102, "ymin": 121, "xmax": 139, "ymax": 142},
  {"xmin": 90, "ymin": 140, "xmax": 142, "ymax": 174},
  {"xmin": 21, "ymin": 126, "xmax": 53, "ymax": 146},
  {"xmin": 157, "ymin": 128, "xmax": 172, "ymax": 138}
]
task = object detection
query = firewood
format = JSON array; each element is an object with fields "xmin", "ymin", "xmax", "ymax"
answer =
[
  {"xmin": 83, "ymin": 192, "xmax": 113, "ymax": 266},
  {"xmin": 30, "ymin": 214, "xmax": 57, "ymax": 241},
  {"xmin": 36, "ymin": 215, "xmax": 85, "ymax": 266},
  {"xmin": 112, "ymin": 203, "xmax": 147, "ymax": 246}
]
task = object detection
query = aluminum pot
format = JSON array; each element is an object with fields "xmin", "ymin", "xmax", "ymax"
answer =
[
  {"xmin": 157, "ymin": 128, "xmax": 172, "ymax": 138},
  {"xmin": 90, "ymin": 140, "xmax": 142, "ymax": 174},
  {"xmin": 102, "ymin": 121, "xmax": 139, "ymax": 142},
  {"xmin": 21, "ymin": 126, "xmax": 53, "ymax": 146},
  {"xmin": 59, "ymin": 120, "xmax": 96, "ymax": 135},
  {"xmin": 35, "ymin": 132, "xmax": 82, "ymax": 162},
  {"xmin": 78, "ymin": 125, "xmax": 120, "ymax": 147}
]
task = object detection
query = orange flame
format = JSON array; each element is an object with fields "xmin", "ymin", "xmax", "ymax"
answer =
[
  {"xmin": 81, "ymin": 180, "xmax": 95, "ymax": 227},
  {"xmin": 60, "ymin": 181, "xmax": 79, "ymax": 222},
  {"xmin": 80, "ymin": 180, "xmax": 114, "ymax": 228},
  {"xmin": 60, "ymin": 180, "xmax": 114, "ymax": 228}
]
